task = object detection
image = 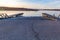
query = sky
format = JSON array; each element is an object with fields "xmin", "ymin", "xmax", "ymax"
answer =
[{"xmin": 0, "ymin": 0, "xmax": 60, "ymax": 9}]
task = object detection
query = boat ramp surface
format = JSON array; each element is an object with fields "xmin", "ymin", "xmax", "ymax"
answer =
[{"xmin": 0, "ymin": 17, "xmax": 60, "ymax": 40}]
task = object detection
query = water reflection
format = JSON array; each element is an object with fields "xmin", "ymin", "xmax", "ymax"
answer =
[{"xmin": 0, "ymin": 11, "xmax": 60, "ymax": 17}]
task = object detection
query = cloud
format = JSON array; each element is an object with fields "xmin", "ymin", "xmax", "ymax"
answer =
[
  {"xmin": 0, "ymin": 0, "xmax": 60, "ymax": 9},
  {"xmin": 0, "ymin": 0, "xmax": 18, "ymax": 6},
  {"xmin": 0, "ymin": 0, "xmax": 46, "ymax": 9}
]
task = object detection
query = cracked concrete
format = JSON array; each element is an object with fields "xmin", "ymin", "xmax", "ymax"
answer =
[{"xmin": 0, "ymin": 17, "xmax": 60, "ymax": 40}]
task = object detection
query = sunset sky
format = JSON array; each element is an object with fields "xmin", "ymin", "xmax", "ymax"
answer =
[{"xmin": 0, "ymin": 0, "xmax": 60, "ymax": 9}]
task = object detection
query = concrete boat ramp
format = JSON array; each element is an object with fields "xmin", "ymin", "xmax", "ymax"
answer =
[{"xmin": 0, "ymin": 17, "xmax": 60, "ymax": 40}]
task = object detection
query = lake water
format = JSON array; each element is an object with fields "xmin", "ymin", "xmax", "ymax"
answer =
[{"xmin": 0, "ymin": 11, "xmax": 60, "ymax": 17}]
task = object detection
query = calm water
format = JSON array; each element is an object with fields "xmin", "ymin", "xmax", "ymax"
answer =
[{"xmin": 0, "ymin": 11, "xmax": 60, "ymax": 17}]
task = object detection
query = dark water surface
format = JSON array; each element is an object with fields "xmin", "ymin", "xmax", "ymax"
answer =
[{"xmin": 0, "ymin": 17, "xmax": 60, "ymax": 40}]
